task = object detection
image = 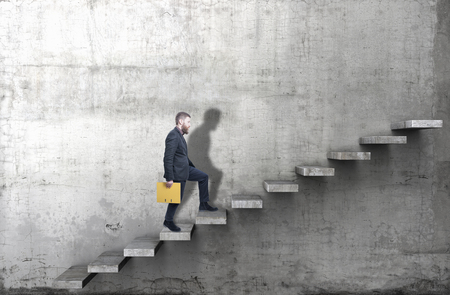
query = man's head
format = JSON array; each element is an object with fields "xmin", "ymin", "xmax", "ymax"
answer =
[{"xmin": 175, "ymin": 112, "xmax": 191, "ymax": 134}]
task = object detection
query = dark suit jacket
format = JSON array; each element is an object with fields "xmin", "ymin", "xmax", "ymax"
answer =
[{"xmin": 163, "ymin": 127, "xmax": 195, "ymax": 181}]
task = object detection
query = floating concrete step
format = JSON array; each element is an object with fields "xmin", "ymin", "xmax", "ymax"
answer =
[
  {"xmin": 196, "ymin": 209, "xmax": 227, "ymax": 225},
  {"xmin": 295, "ymin": 166, "xmax": 335, "ymax": 176},
  {"xmin": 87, "ymin": 251, "xmax": 130, "ymax": 273},
  {"xmin": 160, "ymin": 224, "xmax": 194, "ymax": 241},
  {"xmin": 124, "ymin": 237, "xmax": 163, "ymax": 257},
  {"xmin": 232, "ymin": 195, "xmax": 263, "ymax": 209},
  {"xmin": 53, "ymin": 266, "xmax": 97, "ymax": 289},
  {"xmin": 327, "ymin": 152, "xmax": 371, "ymax": 160},
  {"xmin": 391, "ymin": 120, "xmax": 443, "ymax": 130},
  {"xmin": 359, "ymin": 136, "xmax": 407, "ymax": 144},
  {"xmin": 263, "ymin": 180, "xmax": 298, "ymax": 192}
]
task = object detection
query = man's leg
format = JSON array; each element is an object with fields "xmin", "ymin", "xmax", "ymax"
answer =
[
  {"xmin": 187, "ymin": 166, "xmax": 209, "ymax": 202},
  {"xmin": 188, "ymin": 166, "xmax": 217, "ymax": 211},
  {"xmin": 164, "ymin": 181, "xmax": 186, "ymax": 231}
]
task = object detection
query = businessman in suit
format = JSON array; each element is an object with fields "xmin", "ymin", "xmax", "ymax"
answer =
[{"xmin": 163, "ymin": 112, "xmax": 218, "ymax": 232}]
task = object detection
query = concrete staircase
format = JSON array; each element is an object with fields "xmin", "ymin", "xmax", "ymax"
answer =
[
  {"xmin": 53, "ymin": 119, "xmax": 443, "ymax": 289},
  {"xmin": 262, "ymin": 119, "xmax": 443, "ymax": 191}
]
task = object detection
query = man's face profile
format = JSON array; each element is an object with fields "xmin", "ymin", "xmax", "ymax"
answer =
[{"xmin": 180, "ymin": 117, "xmax": 191, "ymax": 134}]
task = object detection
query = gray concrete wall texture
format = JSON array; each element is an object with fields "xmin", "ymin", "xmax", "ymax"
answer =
[{"xmin": 1, "ymin": 0, "xmax": 449, "ymax": 294}]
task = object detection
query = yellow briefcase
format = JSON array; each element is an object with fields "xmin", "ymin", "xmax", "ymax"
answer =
[{"xmin": 156, "ymin": 182, "xmax": 181, "ymax": 203}]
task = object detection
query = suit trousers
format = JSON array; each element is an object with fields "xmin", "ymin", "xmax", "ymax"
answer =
[{"xmin": 165, "ymin": 166, "xmax": 210, "ymax": 222}]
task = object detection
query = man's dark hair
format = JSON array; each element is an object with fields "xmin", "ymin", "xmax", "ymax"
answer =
[{"xmin": 175, "ymin": 112, "xmax": 191, "ymax": 125}]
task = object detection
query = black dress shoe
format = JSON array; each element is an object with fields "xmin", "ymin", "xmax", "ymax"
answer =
[
  {"xmin": 199, "ymin": 202, "xmax": 218, "ymax": 212},
  {"xmin": 163, "ymin": 220, "xmax": 181, "ymax": 232}
]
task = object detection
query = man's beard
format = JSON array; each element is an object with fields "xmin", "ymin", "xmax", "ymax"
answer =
[{"xmin": 181, "ymin": 124, "xmax": 189, "ymax": 134}]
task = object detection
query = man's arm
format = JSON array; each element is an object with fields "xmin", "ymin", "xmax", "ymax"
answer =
[{"xmin": 163, "ymin": 131, "xmax": 177, "ymax": 185}]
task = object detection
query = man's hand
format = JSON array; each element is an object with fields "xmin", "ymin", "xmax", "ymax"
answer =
[{"xmin": 166, "ymin": 180, "xmax": 173, "ymax": 188}]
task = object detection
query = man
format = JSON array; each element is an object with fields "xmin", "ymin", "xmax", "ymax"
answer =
[{"xmin": 163, "ymin": 111, "xmax": 218, "ymax": 232}]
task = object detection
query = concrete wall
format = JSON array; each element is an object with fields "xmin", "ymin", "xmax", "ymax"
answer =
[{"xmin": 1, "ymin": 0, "xmax": 449, "ymax": 294}]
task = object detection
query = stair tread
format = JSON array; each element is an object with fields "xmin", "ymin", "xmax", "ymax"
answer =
[
  {"xmin": 232, "ymin": 195, "xmax": 263, "ymax": 209},
  {"xmin": 327, "ymin": 152, "xmax": 371, "ymax": 160},
  {"xmin": 196, "ymin": 209, "xmax": 227, "ymax": 225},
  {"xmin": 391, "ymin": 120, "xmax": 443, "ymax": 130},
  {"xmin": 359, "ymin": 136, "xmax": 407, "ymax": 144},
  {"xmin": 296, "ymin": 166, "xmax": 335, "ymax": 176},
  {"xmin": 124, "ymin": 237, "xmax": 163, "ymax": 257},
  {"xmin": 160, "ymin": 223, "xmax": 194, "ymax": 241},
  {"xmin": 263, "ymin": 180, "xmax": 299, "ymax": 192},
  {"xmin": 88, "ymin": 251, "xmax": 130, "ymax": 273},
  {"xmin": 53, "ymin": 266, "xmax": 97, "ymax": 289}
]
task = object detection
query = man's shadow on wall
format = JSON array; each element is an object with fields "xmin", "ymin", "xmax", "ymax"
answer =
[{"xmin": 183, "ymin": 108, "xmax": 223, "ymax": 206}]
